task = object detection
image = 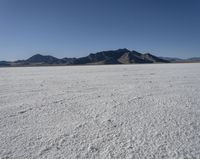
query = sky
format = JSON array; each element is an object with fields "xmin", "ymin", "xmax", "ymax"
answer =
[{"xmin": 0, "ymin": 0, "xmax": 199, "ymax": 61}]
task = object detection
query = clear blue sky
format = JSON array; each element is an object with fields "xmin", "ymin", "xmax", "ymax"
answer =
[{"xmin": 0, "ymin": 0, "xmax": 199, "ymax": 60}]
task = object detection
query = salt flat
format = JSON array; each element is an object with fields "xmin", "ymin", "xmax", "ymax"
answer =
[{"xmin": 0, "ymin": 63, "xmax": 200, "ymax": 159}]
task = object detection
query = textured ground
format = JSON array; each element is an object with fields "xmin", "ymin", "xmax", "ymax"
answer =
[{"xmin": 0, "ymin": 63, "xmax": 200, "ymax": 159}]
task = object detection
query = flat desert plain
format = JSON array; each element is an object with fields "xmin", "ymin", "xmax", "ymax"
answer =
[{"xmin": 0, "ymin": 63, "xmax": 200, "ymax": 159}]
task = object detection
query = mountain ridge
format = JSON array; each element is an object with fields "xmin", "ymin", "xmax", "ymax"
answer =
[
  {"xmin": 160, "ymin": 56, "xmax": 200, "ymax": 63},
  {"xmin": 3, "ymin": 48, "xmax": 199, "ymax": 67}
]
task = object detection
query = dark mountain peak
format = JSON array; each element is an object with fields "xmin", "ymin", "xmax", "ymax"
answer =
[
  {"xmin": 115, "ymin": 48, "xmax": 130, "ymax": 53},
  {"xmin": 144, "ymin": 53, "xmax": 162, "ymax": 58},
  {"xmin": 32, "ymin": 53, "xmax": 43, "ymax": 57},
  {"xmin": 89, "ymin": 48, "xmax": 130, "ymax": 55},
  {"xmin": 28, "ymin": 54, "xmax": 50, "ymax": 59},
  {"xmin": 29, "ymin": 54, "xmax": 57, "ymax": 59},
  {"xmin": 27, "ymin": 54, "xmax": 58, "ymax": 64},
  {"xmin": 144, "ymin": 53, "xmax": 153, "ymax": 56},
  {"xmin": 131, "ymin": 49, "xmax": 140, "ymax": 53}
]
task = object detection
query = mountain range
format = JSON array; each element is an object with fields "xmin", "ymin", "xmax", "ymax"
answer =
[
  {"xmin": 159, "ymin": 56, "xmax": 200, "ymax": 63},
  {"xmin": 0, "ymin": 49, "xmax": 199, "ymax": 67}
]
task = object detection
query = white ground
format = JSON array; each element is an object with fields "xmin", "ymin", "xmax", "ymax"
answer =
[{"xmin": 0, "ymin": 63, "xmax": 200, "ymax": 159}]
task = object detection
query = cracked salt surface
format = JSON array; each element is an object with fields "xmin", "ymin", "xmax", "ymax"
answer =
[{"xmin": 0, "ymin": 63, "xmax": 200, "ymax": 159}]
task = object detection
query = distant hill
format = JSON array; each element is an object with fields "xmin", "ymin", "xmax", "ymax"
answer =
[
  {"xmin": 160, "ymin": 56, "xmax": 200, "ymax": 63},
  {"xmin": 0, "ymin": 61, "xmax": 11, "ymax": 67},
  {"xmin": 26, "ymin": 54, "xmax": 59, "ymax": 64},
  {"xmin": 159, "ymin": 57, "xmax": 183, "ymax": 62},
  {"xmin": 187, "ymin": 57, "xmax": 200, "ymax": 61},
  {"xmin": 0, "ymin": 48, "xmax": 171, "ymax": 67}
]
